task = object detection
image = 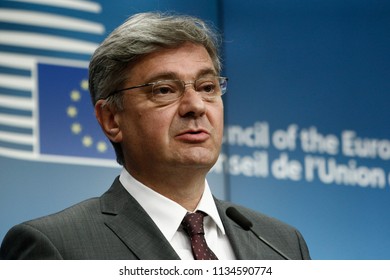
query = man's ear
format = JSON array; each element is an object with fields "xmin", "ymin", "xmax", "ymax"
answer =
[{"xmin": 94, "ymin": 100, "xmax": 122, "ymax": 143}]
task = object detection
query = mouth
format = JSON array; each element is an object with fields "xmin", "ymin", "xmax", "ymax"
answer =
[{"xmin": 175, "ymin": 129, "xmax": 210, "ymax": 143}]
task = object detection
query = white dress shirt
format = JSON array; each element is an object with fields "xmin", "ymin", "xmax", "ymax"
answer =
[{"xmin": 119, "ymin": 168, "xmax": 236, "ymax": 260}]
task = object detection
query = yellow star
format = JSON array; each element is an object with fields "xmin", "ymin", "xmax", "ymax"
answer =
[
  {"xmin": 82, "ymin": 136, "xmax": 93, "ymax": 147},
  {"xmin": 96, "ymin": 141, "xmax": 108, "ymax": 153},
  {"xmin": 81, "ymin": 79, "xmax": 89, "ymax": 91},
  {"xmin": 70, "ymin": 90, "xmax": 81, "ymax": 102},
  {"xmin": 67, "ymin": 106, "xmax": 78, "ymax": 118},
  {"xmin": 71, "ymin": 123, "xmax": 82, "ymax": 134}
]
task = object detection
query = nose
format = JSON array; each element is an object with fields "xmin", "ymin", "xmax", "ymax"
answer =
[{"xmin": 178, "ymin": 86, "xmax": 206, "ymax": 118}]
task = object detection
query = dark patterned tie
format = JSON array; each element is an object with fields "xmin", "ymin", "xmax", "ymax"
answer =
[{"xmin": 181, "ymin": 211, "xmax": 218, "ymax": 260}]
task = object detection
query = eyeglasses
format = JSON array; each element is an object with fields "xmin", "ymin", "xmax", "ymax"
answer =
[{"xmin": 107, "ymin": 76, "xmax": 228, "ymax": 103}]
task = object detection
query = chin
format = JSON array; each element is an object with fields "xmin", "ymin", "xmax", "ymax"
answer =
[
  {"xmin": 172, "ymin": 145, "xmax": 219, "ymax": 166},
  {"xmin": 180, "ymin": 154, "xmax": 218, "ymax": 169}
]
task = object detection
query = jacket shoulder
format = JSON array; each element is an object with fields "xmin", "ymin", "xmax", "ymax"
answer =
[{"xmin": 25, "ymin": 197, "xmax": 101, "ymax": 228}]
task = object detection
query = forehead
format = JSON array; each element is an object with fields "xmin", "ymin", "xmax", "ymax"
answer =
[{"xmin": 126, "ymin": 43, "xmax": 216, "ymax": 83}]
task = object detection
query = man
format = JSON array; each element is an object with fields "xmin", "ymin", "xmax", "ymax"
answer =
[{"xmin": 0, "ymin": 12, "xmax": 310, "ymax": 260}]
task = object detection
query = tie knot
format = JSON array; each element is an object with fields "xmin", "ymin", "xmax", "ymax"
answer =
[{"xmin": 181, "ymin": 211, "xmax": 206, "ymax": 236}]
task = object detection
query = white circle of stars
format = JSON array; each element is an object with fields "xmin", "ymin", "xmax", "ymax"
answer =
[{"xmin": 66, "ymin": 79, "xmax": 109, "ymax": 153}]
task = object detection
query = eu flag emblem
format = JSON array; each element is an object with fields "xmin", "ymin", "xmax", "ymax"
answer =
[{"xmin": 38, "ymin": 62, "xmax": 115, "ymax": 162}]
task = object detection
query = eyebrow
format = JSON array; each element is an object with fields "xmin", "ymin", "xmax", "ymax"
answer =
[{"xmin": 144, "ymin": 68, "xmax": 218, "ymax": 83}]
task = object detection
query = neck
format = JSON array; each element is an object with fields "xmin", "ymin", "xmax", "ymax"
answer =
[{"xmin": 125, "ymin": 165, "xmax": 208, "ymax": 211}]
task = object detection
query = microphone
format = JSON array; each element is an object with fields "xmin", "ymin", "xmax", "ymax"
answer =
[{"xmin": 226, "ymin": 207, "xmax": 291, "ymax": 260}]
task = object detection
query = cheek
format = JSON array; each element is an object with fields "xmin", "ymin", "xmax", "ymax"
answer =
[{"xmin": 135, "ymin": 110, "xmax": 173, "ymax": 143}]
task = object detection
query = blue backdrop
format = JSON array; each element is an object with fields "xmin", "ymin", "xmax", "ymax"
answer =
[{"xmin": 1, "ymin": 0, "xmax": 389, "ymax": 260}]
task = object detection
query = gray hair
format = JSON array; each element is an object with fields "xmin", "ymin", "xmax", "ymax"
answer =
[
  {"xmin": 88, "ymin": 12, "xmax": 222, "ymax": 165},
  {"xmin": 89, "ymin": 12, "xmax": 221, "ymax": 106}
]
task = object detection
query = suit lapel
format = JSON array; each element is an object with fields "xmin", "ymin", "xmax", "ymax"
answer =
[{"xmin": 100, "ymin": 178, "xmax": 180, "ymax": 260}]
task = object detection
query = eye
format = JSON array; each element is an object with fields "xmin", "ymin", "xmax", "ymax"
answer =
[
  {"xmin": 152, "ymin": 81, "xmax": 179, "ymax": 95},
  {"xmin": 197, "ymin": 80, "xmax": 216, "ymax": 94}
]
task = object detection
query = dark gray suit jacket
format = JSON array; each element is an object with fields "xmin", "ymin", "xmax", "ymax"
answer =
[{"xmin": 0, "ymin": 178, "xmax": 310, "ymax": 260}]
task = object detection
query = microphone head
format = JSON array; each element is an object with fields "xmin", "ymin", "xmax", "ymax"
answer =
[{"xmin": 226, "ymin": 207, "xmax": 253, "ymax": 231}]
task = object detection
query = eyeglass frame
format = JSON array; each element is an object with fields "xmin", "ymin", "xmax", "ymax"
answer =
[{"xmin": 104, "ymin": 75, "xmax": 228, "ymax": 102}]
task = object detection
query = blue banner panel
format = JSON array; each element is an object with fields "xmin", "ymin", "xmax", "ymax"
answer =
[{"xmin": 222, "ymin": 0, "xmax": 390, "ymax": 259}]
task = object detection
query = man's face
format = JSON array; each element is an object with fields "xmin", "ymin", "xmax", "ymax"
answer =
[{"xmin": 113, "ymin": 43, "xmax": 224, "ymax": 181}]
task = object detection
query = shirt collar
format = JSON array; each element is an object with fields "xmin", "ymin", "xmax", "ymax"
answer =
[
  {"xmin": 195, "ymin": 183, "xmax": 226, "ymax": 235},
  {"xmin": 119, "ymin": 168, "xmax": 226, "ymax": 242}
]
